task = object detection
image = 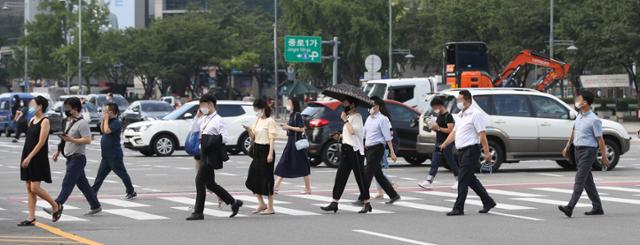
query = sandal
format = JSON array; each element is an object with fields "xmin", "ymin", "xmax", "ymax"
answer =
[
  {"xmin": 259, "ymin": 210, "xmax": 275, "ymax": 215},
  {"xmin": 17, "ymin": 219, "xmax": 36, "ymax": 227},
  {"xmin": 252, "ymin": 206, "xmax": 268, "ymax": 214}
]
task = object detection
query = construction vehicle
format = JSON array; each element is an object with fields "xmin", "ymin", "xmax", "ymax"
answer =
[{"xmin": 443, "ymin": 42, "xmax": 571, "ymax": 91}]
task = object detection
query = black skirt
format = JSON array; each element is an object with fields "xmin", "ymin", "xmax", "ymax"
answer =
[{"xmin": 245, "ymin": 143, "xmax": 275, "ymax": 195}]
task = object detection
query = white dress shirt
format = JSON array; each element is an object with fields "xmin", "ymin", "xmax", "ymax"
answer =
[
  {"xmin": 200, "ymin": 112, "xmax": 228, "ymax": 144},
  {"xmin": 341, "ymin": 112, "xmax": 364, "ymax": 156},
  {"xmin": 453, "ymin": 105, "xmax": 487, "ymax": 149}
]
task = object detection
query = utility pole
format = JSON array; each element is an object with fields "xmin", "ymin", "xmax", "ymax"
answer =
[
  {"xmin": 549, "ymin": 0, "xmax": 554, "ymax": 59},
  {"xmin": 388, "ymin": 0, "xmax": 392, "ymax": 78},
  {"xmin": 331, "ymin": 36, "xmax": 339, "ymax": 85},
  {"xmin": 23, "ymin": 0, "xmax": 29, "ymax": 92},
  {"xmin": 78, "ymin": 0, "xmax": 82, "ymax": 94},
  {"xmin": 273, "ymin": 0, "xmax": 278, "ymax": 118}
]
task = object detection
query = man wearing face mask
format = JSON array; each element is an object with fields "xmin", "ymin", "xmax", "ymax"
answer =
[
  {"xmin": 439, "ymin": 90, "xmax": 496, "ymax": 216},
  {"xmin": 558, "ymin": 90, "xmax": 608, "ymax": 218},
  {"xmin": 187, "ymin": 94, "xmax": 242, "ymax": 220},
  {"xmin": 44, "ymin": 97, "xmax": 102, "ymax": 218},
  {"xmin": 419, "ymin": 96, "xmax": 459, "ymax": 190}
]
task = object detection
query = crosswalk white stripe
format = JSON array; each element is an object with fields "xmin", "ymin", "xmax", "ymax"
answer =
[
  {"xmin": 23, "ymin": 201, "xmax": 80, "ymax": 210},
  {"xmin": 598, "ymin": 186, "xmax": 640, "ymax": 193},
  {"xmin": 245, "ymin": 205, "xmax": 320, "ymax": 216},
  {"xmin": 86, "ymin": 176, "xmax": 118, "ymax": 184},
  {"xmin": 28, "ymin": 211, "xmax": 88, "ymax": 222},
  {"xmin": 393, "ymin": 201, "xmax": 450, "ymax": 212},
  {"xmin": 159, "ymin": 197, "xmax": 218, "ymax": 206},
  {"xmin": 0, "ymin": 207, "xmax": 5, "ymax": 211},
  {"xmin": 531, "ymin": 187, "xmax": 608, "ymax": 196},
  {"xmin": 290, "ymin": 194, "xmax": 349, "ymax": 203},
  {"xmin": 368, "ymin": 193, "xmax": 422, "ymax": 201},
  {"xmin": 103, "ymin": 209, "xmax": 169, "ymax": 220},
  {"xmin": 487, "ymin": 189, "xmax": 543, "ymax": 197},
  {"xmin": 293, "ymin": 193, "xmax": 393, "ymax": 213},
  {"xmin": 100, "ymin": 199, "xmax": 149, "ymax": 208},
  {"xmin": 234, "ymin": 195, "xmax": 290, "ymax": 204},
  {"xmin": 512, "ymin": 198, "xmax": 591, "ymax": 207},
  {"xmin": 353, "ymin": 229, "xmax": 438, "ymax": 245},
  {"xmin": 415, "ymin": 191, "xmax": 478, "ymax": 199},
  {"xmin": 312, "ymin": 204, "xmax": 393, "ymax": 214},
  {"xmin": 172, "ymin": 206, "xmax": 246, "ymax": 218},
  {"xmin": 488, "ymin": 211, "xmax": 544, "ymax": 221},
  {"xmin": 588, "ymin": 196, "xmax": 640, "ymax": 205},
  {"xmin": 444, "ymin": 199, "xmax": 536, "ymax": 210}
]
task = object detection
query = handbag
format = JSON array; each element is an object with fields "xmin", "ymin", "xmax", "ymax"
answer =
[
  {"xmin": 293, "ymin": 113, "xmax": 309, "ymax": 150},
  {"xmin": 185, "ymin": 130, "xmax": 201, "ymax": 156},
  {"xmin": 247, "ymin": 119, "xmax": 258, "ymax": 159}
]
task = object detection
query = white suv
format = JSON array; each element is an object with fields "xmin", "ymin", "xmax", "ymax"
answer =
[
  {"xmin": 124, "ymin": 100, "xmax": 256, "ymax": 156},
  {"xmin": 417, "ymin": 88, "xmax": 631, "ymax": 172}
]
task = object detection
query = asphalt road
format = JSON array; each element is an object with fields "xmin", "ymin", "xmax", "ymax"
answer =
[{"xmin": 1, "ymin": 136, "xmax": 639, "ymax": 245}]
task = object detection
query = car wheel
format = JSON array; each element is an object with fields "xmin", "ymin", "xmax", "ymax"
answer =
[
  {"xmin": 322, "ymin": 140, "xmax": 342, "ymax": 168},
  {"xmin": 140, "ymin": 149, "xmax": 155, "ymax": 156},
  {"xmin": 238, "ymin": 132, "xmax": 252, "ymax": 155},
  {"xmin": 593, "ymin": 138, "xmax": 620, "ymax": 171},
  {"xmin": 309, "ymin": 157, "xmax": 322, "ymax": 167},
  {"xmin": 555, "ymin": 160, "xmax": 576, "ymax": 170},
  {"xmin": 404, "ymin": 154, "xmax": 429, "ymax": 165},
  {"xmin": 152, "ymin": 134, "xmax": 176, "ymax": 156},
  {"xmin": 479, "ymin": 140, "xmax": 504, "ymax": 172}
]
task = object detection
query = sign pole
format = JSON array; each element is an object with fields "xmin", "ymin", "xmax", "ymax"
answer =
[
  {"xmin": 273, "ymin": 0, "xmax": 278, "ymax": 118},
  {"xmin": 332, "ymin": 36, "xmax": 339, "ymax": 85}
]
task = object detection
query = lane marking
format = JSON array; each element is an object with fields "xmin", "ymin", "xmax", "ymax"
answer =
[
  {"xmin": 511, "ymin": 198, "xmax": 590, "ymax": 207},
  {"xmin": 589, "ymin": 196, "xmax": 640, "ymax": 205},
  {"xmin": 289, "ymin": 194, "xmax": 393, "ymax": 213},
  {"xmin": 172, "ymin": 206, "xmax": 246, "ymax": 218},
  {"xmin": 487, "ymin": 189, "xmax": 543, "ymax": 197},
  {"xmin": 535, "ymin": 173, "xmax": 564, "ymax": 177},
  {"xmin": 217, "ymin": 172, "xmax": 238, "ymax": 176},
  {"xmin": 159, "ymin": 196, "xmax": 218, "ymax": 206},
  {"xmin": 488, "ymin": 211, "xmax": 543, "ymax": 221},
  {"xmin": 598, "ymin": 186, "xmax": 640, "ymax": 193},
  {"xmin": 100, "ymin": 198, "xmax": 149, "ymax": 208},
  {"xmin": 0, "ymin": 238, "xmax": 81, "ymax": 244},
  {"xmin": 234, "ymin": 195, "xmax": 290, "ymax": 204},
  {"xmin": 311, "ymin": 203, "xmax": 393, "ymax": 214},
  {"xmin": 393, "ymin": 201, "xmax": 450, "ymax": 212},
  {"xmin": 415, "ymin": 191, "xmax": 478, "ymax": 199},
  {"xmin": 35, "ymin": 222, "xmax": 103, "ymax": 245},
  {"xmin": 352, "ymin": 230, "xmax": 437, "ymax": 245},
  {"xmin": 28, "ymin": 211, "xmax": 88, "ymax": 222},
  {"xmin": 531, "ymin": 187, "xmax": 608, "ymax": 196},
  {"xmin": 103, "ymin": 209, "xmax": 169, "ymax": 220},
  {"xmin": 24, "ymin": 201, "xmax": 80, "ymax": 210},
  {"xmin": 245, "ymin": 204, "xmax": 320, "ymax": 216},
  {"xmin": 444, "ymin": 199, "xmax": 536, "ymax": 210}
]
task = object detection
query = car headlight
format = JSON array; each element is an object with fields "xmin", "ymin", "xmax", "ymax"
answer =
[
  {"xmin": 140, "ymin": 124, "xmax": 152, "ymax": 131},
  {"xmin": 143, "ymin": 117, "xmax": 157, "ymax": 121},
  {"xmin": 127, "ymin": 124, "xmax": 151, "ymax": 132}
]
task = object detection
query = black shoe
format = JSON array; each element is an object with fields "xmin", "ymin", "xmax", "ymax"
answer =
[
  {"xmin": 479, "ymin": 201, "xmax": 496, "ymax": 214},
  {"xmin": 352, "ymin": 200, "xmax": 364, "ymax": 206},
  {"xmin": 124, "ymin": 192, "xmax": 137, "ymax": 200},
  {"xmin": 186, "ymin": 213, "xmax": 204, "ymax": 221},
  {"xmin": 230, "ymin": 200, "xmax": 243, "ymax": 218},
  {"xmin": 53, "ymin": 202, "xmax": 63, "ymax": 222},
  {"xmin": 358, "ymin": 203, "xmax": 372, "ymax": 214},
  {"xmin": 584, "ymin": 208, "xmax": 604, "ymax": 216},
  {"xmin": 385, "ymin": 195, "xmax": 401, "ymax": 205},
  {"xmin": 320, "ymin": 202, "xmax": 339, "ymax": 213},
  {"xmin": 558, "ymin": 205, "xmax": 573, "ymax": 218},
  {"xmin": 446, "ymin": 209, "xmax": 464, "ymax": 216},
  {"xmin": 17, "ymin": 219, "xmax": 36, "ymax": 227}
]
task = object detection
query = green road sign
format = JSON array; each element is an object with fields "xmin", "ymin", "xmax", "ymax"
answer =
[{"xmin": 284, "ymin": 35, "xmax": 322, "ymax": 63}]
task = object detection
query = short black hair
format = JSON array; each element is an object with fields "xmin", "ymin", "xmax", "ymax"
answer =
[
  {"xmin": 459, "ymin": 90, "xmax": 472, "ymax": 103},
  {"xmin": 430, "ymin": 96, "xmax": 445, "ymax": 106},
  {"xmin": 578, "ymin": 90, "xmax": 594, "ymax": 105},
  {"xmin": 64, "ymin": 97, "xmax": 82, "ymax": 112},
  {"xmin": 34, "ymin": 96, "xmax": 49, "ymax": 112},
  {"xmin": 106, "ymin": 102, "xmax": 119, "ymax": 115},
  {"xmin": 199, "ymin": 93, "xmax": 217, "ymax": 107}
]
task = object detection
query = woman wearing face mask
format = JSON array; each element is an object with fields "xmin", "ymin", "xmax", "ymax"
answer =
[
  {"xmin": 273, "ymin": 98, "xmax": 311, "ymax": 194},
  {"xmin": 18, "ymin": 96, "xmax": 60, "ymax": 226},
  {"xmin": 244, "ymin": 99, "xmax": 278, "ymax": 215}
]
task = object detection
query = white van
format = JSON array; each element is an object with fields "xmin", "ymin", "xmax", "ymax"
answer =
[{"xmin": 363, "ymin": 77, "xmax": 438, "ymax": 113}]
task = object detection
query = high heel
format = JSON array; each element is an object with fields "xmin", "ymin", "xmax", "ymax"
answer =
[
  {"xmin": 320, "ymin": 202, "xmax": 339, "ymax": 213},
  {"xmin": 358, "ymin": 203, "xmax": 372, "ymax": 214}
]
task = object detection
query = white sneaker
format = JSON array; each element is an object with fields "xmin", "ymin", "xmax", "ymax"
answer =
[
  {"xmin": 450, "ymin": 181, "xmax": 458, "ymax": 190},
  {"xmin": 418, "ymin": 181, "xmax": 432, "ymax": 190}
]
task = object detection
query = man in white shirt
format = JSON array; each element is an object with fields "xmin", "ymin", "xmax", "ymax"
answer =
[{"xmin": 440, "ymin": 90, "xmax": 496, "ymax": 216}]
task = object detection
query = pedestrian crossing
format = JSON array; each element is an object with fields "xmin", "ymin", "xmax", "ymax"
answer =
[{"xmin": 4, "ymin": 186, "xmax": 640, "ymax": 223}]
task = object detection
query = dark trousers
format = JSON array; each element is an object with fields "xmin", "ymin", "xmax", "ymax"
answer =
[
  {"xmin": 331, "ymin": 144, "xmax": 366, "ymax": 200},
  {"xmin": 55, "ymin": 155, "xmax": 101, "ymax": 210},
  {"xmin": 453, "ymin": 144, "xmax": 494, "ymax": 211},
  {"xmin": 14, "ymin": 122, "xmax": 27, "ymax": 140},
  {"xmin": 429, "ymin": 143, "xmax": 459, "ymax": 178},
  {"xmin": 92, "ymin": 156, "xmax": 135, "ymax": 195},
  {"xmin": 362, "ymin": 144, "xmax": 399, "ymax": 201},
  {"xmin": 194, "ymin": 162, "xmax": 235, "ymax": 214},
  {"xmin": 568, "ymin": 147, "xmax": 602, "ymax": 209}
]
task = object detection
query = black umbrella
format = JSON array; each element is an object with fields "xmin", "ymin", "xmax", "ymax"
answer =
[{"xmin": 322, "ymin": 83, "xmax": 374, "ymax": 108}]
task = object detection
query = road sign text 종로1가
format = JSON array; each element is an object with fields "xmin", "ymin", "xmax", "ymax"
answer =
[{"xmin": 284, "ymin": 36, "xmax": 322, "ymax": 63}]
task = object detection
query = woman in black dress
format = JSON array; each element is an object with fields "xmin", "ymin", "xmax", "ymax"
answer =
[
  {"xmin": 243, "ymin": 99, "xmax": 278, "ymax": 215},
  {"xmin": 19, "ymin": 96, "xmax": 60, "ymax": 226},
  {"xmin": 274, "ymin": 98, "xmax": 311, "ymax": 194}
]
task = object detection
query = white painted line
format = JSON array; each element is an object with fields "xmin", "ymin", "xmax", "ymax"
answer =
[
  {"xmin": 172, "ymin": 206, "xmax": 246, "ymax": 218},
  {"xmin": 24, "ymin": 201, "xmax": 80, "ymax": 210},
  {"xmin": 217, "ymin": 172, "xmax": 238, "ymax": 176},
  {"xmin": 598, "ymin": 186, "xmax": 640, "ymax": 193},
  {"xmin": 512, "ymin": 198, "xmax": 591, "ymax": 207},
  {"xmin": 154, "ymin": 165, "xmax": 170, "ymax": 168},
  {"xmin": 0, "ymin": 207, "xmax": 5, "ymax": 211},
  {"xmin": 176, "ymin": 167, "xmax": 193, "ymax": 170},
  {"xmin": 370, "ymin": 194, "xmax": 421, "ymax": 201},
  {"xmin": 401, "ymin": 177, "xmax": 417, "ymax": 181},
  {"xmin": 353, "ymin": 230, "xmax": 437, "ymax": 245},
  {"xmin": 487, "ymin": 189, "xmax": 543, "ymax": 197},
  {"xmin": 531, "ymin": 187, "xmax": 608, "ymax": 196},
  {"xmin": 535, "ymin": 173, "xmax": 564, "ymax": 177},
  {"xmin": 103, "ymin": 209, "xmax": 169, "ymax": 220},
  {"xmin": 290, "ymin": 194, "xmax": 351, "ymax": 203},
  {"xmin": 234, "ymin": 195, "xmax": 290, "ymax": 204},
  {"xmin": 444, "ymin": 199, "xmax": 535, "ymax": 210},
  {"xmin": 100, "ymin": 199, "xmax": 149, "ymax": 208},
  {"xmin": 415, "ymin": 191, "xmax": 478, "ymax": 199},
  {"xmin": 159, "ymin": 197, "xmax": 217, "ymax": 206},
  {"xmin": 589, "ymin": 196, "xmax": 640, "ymax": 205},
  {"xmin": 488, "ymin": 211, "xmax": 543, "ymax": 221},
  {"xmin": 245, "ymin": 205, "xmax": 320, "ymax": 216},
  {"xmin": 393, "ymin": 201, "xmax": 450, "ymax": 212},
  {"xmin": 29, "ymin": 211, "xmax": 87, "ymax": 222}
]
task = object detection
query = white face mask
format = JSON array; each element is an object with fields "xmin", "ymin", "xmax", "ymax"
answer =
[
  {"xmin": 574, "ymin": 102, "xmax": 582, "ymax": 109},
  {"xmin": 256, "ymin": 110, "xmax": 264, "ymax": 117},
  {"xmin": 286, "ymin": 105, "xmax": 293, "ymax": 112},
  {"xmin": 433, "ymin": 108, "xmax": 441, "ymax": 115},
  {"xmin": 456, "ymin": 101, "xmax": 465, "ymax": 110},
  {"xmin": 200, "ymin": 107, "xmax": 210, "ymax": 115}
]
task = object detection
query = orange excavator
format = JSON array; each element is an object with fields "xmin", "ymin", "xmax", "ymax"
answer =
[{"xmin": 443, "ymin": 42, "xmax": 571, "ymax": 91}]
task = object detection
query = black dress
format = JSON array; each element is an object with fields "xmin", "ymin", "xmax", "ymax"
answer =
[
  {"xmin": 20, "ymin": 117, "xmax": 52, "ymax": 183},
  {"xmin": 275, "ymin": 112, "xmax": 310, "ymax": 178}
]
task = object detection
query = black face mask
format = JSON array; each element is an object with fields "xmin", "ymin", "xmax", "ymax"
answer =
[{"xmin": 64, "ymin": 110, "xmax": 72, "ymax": 117}]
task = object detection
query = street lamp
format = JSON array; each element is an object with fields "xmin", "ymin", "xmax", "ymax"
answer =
[{"xmin": 2, "ymin": 1, "xmax": 29, "ymax": 92}]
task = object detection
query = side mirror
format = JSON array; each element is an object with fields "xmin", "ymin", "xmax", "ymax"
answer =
[
  {"xmin": 132, "ymin": 107, "xmax": 140, "ymax": 113},
  {"xmin": 183, "ymin": 113, "xmax": 193, "ymax": 119},
  {"xmin": 569, "ymin": 110, "xmax": 577, "ymax": 120}
]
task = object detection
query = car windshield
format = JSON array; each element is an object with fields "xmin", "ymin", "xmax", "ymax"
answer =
[
  {"xmin": 162, "ymin": 104, "xmax": 194, "ymax": 120},
  {"xmin": 95, "ymin": 95, "xmax": 128, "ymax": 108},
  {"xmin": 425, "ymin": 94, "xmax": 457, "ymax": 116},
  {"xmin": 364, "ymin": 83, "xmax": 387, "ymax": 98},
  {"xmin": 83, "ymin": 102, "xmax": 98, "ymax": 113},
  {"xmin": 142, "ymin": 102, "xmax": 173, "ymax": 112}
]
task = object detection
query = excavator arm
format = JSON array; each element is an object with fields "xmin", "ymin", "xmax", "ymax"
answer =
[{"xmin": 493, "ymin": 50, "xmax": 570, "ymax": 91}]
